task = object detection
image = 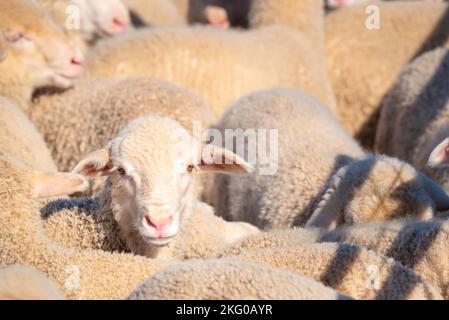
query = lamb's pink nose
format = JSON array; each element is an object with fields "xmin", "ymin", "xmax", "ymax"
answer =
[
  {"xmin": 145, "ymin": 215, "xmax": 173, "ymax": 231},
  {"xmin": 111, "ymin": 17, "xmax": 129, "ymax": 34}
]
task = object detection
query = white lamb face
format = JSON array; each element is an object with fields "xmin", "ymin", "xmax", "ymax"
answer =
[
  {"xmin": 73, "ymin": 0, "xmax": 130, "ymax": 39},
  {"xmin": 0, "ymin": 0, "xmax": 84, "ymax": 89},
  {"xmin": 73, "ymin": 117, "xmax": 252, "ymax": 247}
]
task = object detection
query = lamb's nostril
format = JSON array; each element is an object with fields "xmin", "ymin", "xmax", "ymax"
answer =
[
  {"xmin": 112, "ymin": 17, "xmax": 129, "ymax": 32},
  {"xmin": 71, "ymin": 57, "xmax": 83, "ymax": 66},
  {"xmin": 144, "ymin": 215, "xmax": 173, "ymax": 231}
]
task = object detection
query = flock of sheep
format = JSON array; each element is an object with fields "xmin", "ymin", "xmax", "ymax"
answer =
[{"xmin": 1, "ymin": 0, "xmax": 449, "ymax": 301}]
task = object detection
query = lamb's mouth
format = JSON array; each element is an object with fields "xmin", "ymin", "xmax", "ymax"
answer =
[{"xmin": 143, "ymin": 235, "xmax": 175, "ymax": 247}]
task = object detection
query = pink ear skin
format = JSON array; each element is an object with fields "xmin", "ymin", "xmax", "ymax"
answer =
[
  {"xmin": 204, "ymin": 5, "xmax": 230, "ymax": 29},
  {"xmin": 199, "ymin": 145, "xmax": 253, "ymax": 174},
  {"xmin": 72, "ymin": 148, "xmax": 114, "ymax": 179},
  {"xmin": 33, "ymin": 172, "xmax": 89, "ymax": 198},
  {"xmin": 428, "ymin": 137, "xmax": 449, "ymax": 168}
]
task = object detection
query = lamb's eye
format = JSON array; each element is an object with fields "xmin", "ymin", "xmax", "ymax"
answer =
[
  {"xmin": 117, "ymin": 167, "xmax": 126, "ymax": 176},
  {"xmin": 186, "ymin": 164, "xmax": 195, "ymax": 173}
]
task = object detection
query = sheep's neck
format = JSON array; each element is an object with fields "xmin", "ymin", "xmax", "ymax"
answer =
[{"xmin": 0, "ymin": 60, "xmax": 33, "ymax": 111}]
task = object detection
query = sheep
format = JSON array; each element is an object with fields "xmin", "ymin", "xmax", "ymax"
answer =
[
  {"xmin": 375, "ymin": 48, "xmax": 449, "ymax": 194},
  {"xmin": 29, "ymin": 76, "xmax": 215, "ymax": 197},
  {"xmin": 0, "ymin": 265, "xmax": 65, "ymax": 300},
  {"xmin": 321, "ymin": 219, "xmax": 449, "ymax": 299},
  {"xmin": 85, "ymin": 0, "xmax": 337, "ymax": 118},
  {"xmin": 128, "ymin": 258, "xmax": 352, "ymax": 300},
  {"xmin": 207, "ymin": 88, "xmax": 449, "ymax": 231},
  {"xmin": 44, "ymin": 116, "xmax": 259, "ymax": 260},
  {"xmin": 0, "ymin": 97, "xmax": 56, "ymax": 172},
  {"xmin": 38, "ymin": 0, "xmax": 130, "ymax": 52},
  {"xmin": 326, "ymin": 1, "xmax": 449, "ymax": 148},
  {"xmin": 0, "ymin": 0, "xmax": 84, "ymax": 109},
  {"xmin": 0, "ymin": 153, "xmax": 172, "ymax": 300},
  {"xmin": 224, "ymin": 242, "xmax": 442, "ymax": 300}
]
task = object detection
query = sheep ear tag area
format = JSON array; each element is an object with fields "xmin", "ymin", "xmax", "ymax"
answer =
[
  {"xmin": 428, "ymin": 137, "xmax": 449, "ymax": 168},
  {"xmin": 199, "ymin": 145, "xmax": 253, "ymax": 174},
  {"xmin": 33, "ymin": 172, "xmax": 89, "ymax": 198},
  {"xmin": 72, "ymin": 148, "xmax": 114, "ymax": 179}
]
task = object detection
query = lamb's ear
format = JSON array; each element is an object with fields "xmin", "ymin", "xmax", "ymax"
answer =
[
  {"xmin": 305, "ymin": 166, "xmax": 347, "ymax": 231},
  {"xmin": 72, "ymin": 148, "xmax": 114, "ymax": 179},
  {"xmin": 198, "ymin": 145, "xmax": 253, "ymax": 174},
  {"xmin": 33, "ymin": 172, "xmax": 89, "ymax": 198},
  {"xmin": 428, "ymin": 138, "xmax": 449, "ymax": 168},
  {"xmin": 204, "ymin": 5, "xmax": 230, "ymax": 28}
]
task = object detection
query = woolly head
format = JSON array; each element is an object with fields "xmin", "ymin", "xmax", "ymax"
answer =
[
  {"xmin": 73, "ymin": 116, "xmax": 252, "ymax": 247},
  {"xmin": 72, "ymin": 0, "xmax": 130, "ymax": 39},
  {"xmin": 306, "ymin": 155, "xmax": 449, "ymax": 230},
  {"xmin": 0, "ymin": 0, "xmax": 84, "ymax": 89}
]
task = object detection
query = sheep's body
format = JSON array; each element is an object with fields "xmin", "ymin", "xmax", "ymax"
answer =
[
  {"xmin": 86, "ymin": 0, "xmax": 336, "ymax": 118},
  {"xmin": 375, "ymin": 48, "xmax": 449, "ymax": 193},
  {"xmin": 221, "ymin": 228, "xmax": 321, "ymax": 256},
  {"xmin": 123, "ymin": 0, "xmax": 184, "ymax": 26},
  {"xmin": 0, "ymin": 155, "xmax": 171, "ymax": 300},
  {"xmin": 209, "ymin": 89, "xmax": 449, "ymax": 230},
  {"xmin": 326, "ymin": 1, "xmax": 449, "ymax": 147},
  {"xmin": 129, "ymin": 258, "xmax": 351, "ymax": 300},
  {"xmin": 29, "ymin": 77, "xmax": 214, "ymax": 173},
  {"xmin": 41, "ymin": 196, "xmax": 258, "ymax": 260},
  {"xmin": 0, "ymin": 265, "xmax": 65, "ymax": 300},
  {"xmin": 0, "ymin": 97, "xmax": 56, "ymax": 172},
  {"xmin": 208, "ymin": 89, "xmax": 362, "ymax": 229},
  {"xmin": 322, "ymin": 219, "xmax": 449, "ymax": 299},
  {"xmin": 226, "ymin": 243, "xmax": 442, "ymax": 300}
]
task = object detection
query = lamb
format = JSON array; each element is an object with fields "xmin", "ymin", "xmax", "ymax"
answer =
[
  {"xmin": 0, "ymin": 0, "xmax": 84, "ymax": 109},
  {"xmin": 223, "ymin": 242, "xmax": 442, "ymax": 300},
  {"xmin": 29, "ymin": 77, "xmax": 214, "ymax": 190},
  {"xmin": 321, "ymin": 219, "xmax": 449, "ymax": 299},
  {"xmin": 0, "ymin": 97, "xmax": 57, "ymax": 172},
  {"xmin": 38, "ymin": 0, "xmax": 130, "ymax": 52},
  {"xmin": 128, "ymin": 258, "xmax": 351, "ymax": 300},
  {"xmin": 0, "ymin": 153, "xmax": 172, "ymax": 300},
  {"xmin": 86, "ymin": 0, "xmax": 337, "ymax": 118},
  {"xmin": 0, "ymin": 265, "xmax": 65, "ymax": 300},
  {"xmin": 207, "ymin": 88, "xmax": 449, "ymax": 230},
  {"xmin": 326, "ymin": 1, "xmax": 449, "ymax": 148},
  {"xmin": 41, "ymin": 116, "xmax": 259, "ymax": 259},
  {"xmin": 375, "ymin": 48, "xmax": 449, "ymax": 193}
]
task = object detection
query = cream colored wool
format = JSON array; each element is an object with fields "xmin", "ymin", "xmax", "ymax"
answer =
[
  {"xmin": 86, "ymin": 0, "xmax": 336, "ymax": 118},
  {"xmin": 375, "ymin": 48, "xmax": 449, "ymax": 193},
  {"xmin": 0, "ymin": 97, "xmax": 56, "ymax": 172},
  {"xmin": 123, "ymin": 0, "xmax": 184, "ymax": 26},
  {"xmin": 29, "ymin": 76, "xmax": 214, "ymax": 173},
  {"xmin": 226, "ymin": 243, "xmax": 442, "ymax": 300},
  {"xmin": 0, "ymin": 154, "xmax": 171, "ymax": 300},
  {"xmin": 42, "ymin": 116, "xmax": 258, "ymax": 260},
  {"xmin": 221, "ymin": 228, "xmax": 321, "ymax": 256},
  {"xmin": 209, "ymin": 88, "xmax": 449, "ymax": 230},
  {"xmin": 322, "ymin": 219, "xmax": 449, "ymax": 299},
  {"xmin": 0, "ymin": 0, "xmax": 82, "ymax": 109},
  {"xmin": 41, "ymin": 198, "xmax": 257, "ymax": 260},
  {"xmin": 326, "ymin": 1, "xmax": 449, "ymax": 147},
  {"xmin": 0, "ymin": 265, "xmax": 65, "ymax": 300},
  {"xmin": 129, "ymin": 258, "xmax": 351, "ymax": 300}
]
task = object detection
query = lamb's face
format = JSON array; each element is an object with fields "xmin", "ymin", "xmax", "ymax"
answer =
[
  {"xmin": 0, "ymin": 0, "xmax": 84, "ymax": 89},
  {"xmin": 107, "ymin": 120, "xmax": 198, "ymax": 246},
  {"xmin": 73, "ymin": 0, "xmax": 130, "ymax": 39},
  {"xmin": 74, "ymin": 116, "xmax": 252, "ymax": 248}
]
